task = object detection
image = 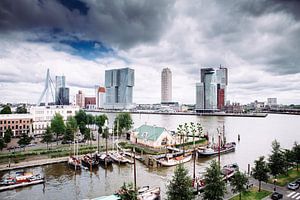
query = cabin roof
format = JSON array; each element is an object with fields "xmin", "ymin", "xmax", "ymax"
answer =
[{"xmin": 135, "ymin": 124, "xmax": 166, "ymax": 141}]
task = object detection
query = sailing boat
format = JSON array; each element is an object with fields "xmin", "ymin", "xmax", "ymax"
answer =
[
  {"xmin": 197, "ymin": 124, "xmax": 236, "ymax": 157},
  {"xmin": 68, "ymin": 138, "xmax": 81, "ymax": 170},
  {"xmin": 97, "ymin": 126, "xmax": 113, "ymax": 166},
  {"xmin": 109, "ymin": 120, "xmax": 133, "ymax": 164}
]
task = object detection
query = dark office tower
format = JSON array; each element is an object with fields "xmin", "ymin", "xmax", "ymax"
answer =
[{"xmin": 57, "ymin": 87, "xmax": 69, "ymax": 105}]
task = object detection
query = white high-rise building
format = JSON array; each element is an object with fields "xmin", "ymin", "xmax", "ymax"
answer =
[
  {"xmin": 161, "ymin": 68, "xmax": 172, "ymax": 103},
  {"xmin": 95, "ymin": 86, "xmax": 106, "ymax": 109}
]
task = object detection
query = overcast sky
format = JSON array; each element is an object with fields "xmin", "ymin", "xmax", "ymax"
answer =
[{"xmin": 0, "ymin": 0, "xmax": 300, "ymax": 105}]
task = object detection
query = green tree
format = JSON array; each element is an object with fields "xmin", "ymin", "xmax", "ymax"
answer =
[
  {"xmin": 18, "ymin": 133, "xmax": 32, "ymax": 150},
  {"xmin": 268, "ymin": 140, "xmax": 285, "ymax": 177},
  {"xmin": 252, "ymin": 156, "xmax": 269, "ymax": 192},
  {"xmin": 42, "ymin": 126, "xmax": 53, "ymax": 149},
  {"xmin": 95, "ymin": 114, "xmax": 108, "ymax": 134},
  {"xmin": 16, "ymin": 105, "xmax": 27, "ymax": 113},
  {"xmin": 0, "ymin": 137, "xmax": 5, "ymax": 151},
  {"xmin": 51, "ymin": 113, "xmax": 66, "ymax": 145},
  {"xmin": 114, "ymin": 113, "xmax": 133, "ymax": 135},
  {"xmin": 84, "ymin": 127, "xmax": 91, "ymax": 141},
  {"xmin": 0, "ymin": 105, "xmax": 12, "ymax": 114},
  {"xmin": 4, "ymin": 128, "xmax": 13, "ymax": 143},
  {"xmin": 230, "ymin": 171, "xmax": 249, "ymax": 200},
  {"xmin": 75, "ymin": 110, "xmax": 87, "ymax": 125},
  {"xmin": 118, "ymin": 182, "xmax": 138, "ymax": 200},
  {"xmin": 166, "ymin": 164, "xmax": 193, "ymax": 200},
  {"xmin": 79, "ymin": 121, "xmax": 86, "ymax": 136},
  {"xmin": 292, "ymin": 142, "xmax": 300, "ymax": 171},
  {"xmin": 203, "ymin": 160, "xmax": 226, "ymax": 200},
  {"xmin": 63, "ymin": 117, "xmax": 77, "ymax": 142}
]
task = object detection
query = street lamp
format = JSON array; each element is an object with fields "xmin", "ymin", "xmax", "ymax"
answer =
[{"xmin": 273, "ymin": 178, "xmax": 277, "ymax": 191}]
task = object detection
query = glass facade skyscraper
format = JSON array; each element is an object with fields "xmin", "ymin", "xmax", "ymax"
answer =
[
  {"xmin": 55, "ymin": 75, "xmax": 69, "ymax": 105},
  {"xmin": 196, "ymin": 67, "xmax": 228, "ymax": 112},
  {"xmin": 105, "ymin": 67, "xmax": 134, "ymax": 109}
]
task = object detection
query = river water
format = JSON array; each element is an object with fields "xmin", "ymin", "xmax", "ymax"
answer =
[{"xmin": 0, "ymin": 113, "xmax": 299, "ymax": 200}]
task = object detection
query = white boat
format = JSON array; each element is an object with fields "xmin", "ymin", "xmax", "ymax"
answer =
[
  {"xmin": 157, "ymin": 154, "xmax": 192, "ymax": 167},
  {"xmin": 197, "ymin": 142, "xmax": 236, "ymax": 157},
  {"xmin": 138, "ymin": 186, "xmax": 161, "ymax": 200},
  {"xmin": 109, "ymin": 152, "xmax": 134, "ymax": 164}
]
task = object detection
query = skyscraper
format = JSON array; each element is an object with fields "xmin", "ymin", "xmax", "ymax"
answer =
[
  {"xmin": 55, "ymin": 75, "xmax": 69, "ymax": 105},
  {"xmin": 196, "ymin": 67, "xmax": 228, "ymax": 112},
  {"xmin": 104, "ymin": 67, "xmax": 135, "ymax": 109},
  {"xmin": 161, "ymin": 68, "xmax": 172, "ymax": 103},
  {"xmin": 76, "ymin": 90, "xmax": 85, "ymax": 108}
]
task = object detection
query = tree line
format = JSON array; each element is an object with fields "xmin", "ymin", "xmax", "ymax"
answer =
[{"xmin": 41, "ymin": 110, "xmax": 133, "ymax": 149}]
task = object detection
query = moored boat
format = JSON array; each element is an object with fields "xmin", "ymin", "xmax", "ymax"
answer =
[
  {"xmin": 109, "ymin": 152, "xmax": 134, "ymax": 164},
  {"xmin": 81, "ymin": 155, "xmax": 99, "ymax": 168},
  {"xmin": 68, "ymin": 156, "xmax": 81, "ymax": 170},
  {"xmin": 97, "ymin": 153, "xmax": 113, "ymax": 166},
  {"xmin": 0, "ymin": 172, "xmax": 44, "ymax": 191},
  {"xmin": 197, "ymin": 142, "xmax": 236, "ymax": 157},
  {"xmin": 157, "ymin": 153, "xmax": 192, "ymax": 167}
]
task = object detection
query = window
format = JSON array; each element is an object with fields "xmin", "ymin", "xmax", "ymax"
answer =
[
  {"xmin": 0, "ymin": 121, "xmax": 2, "ymax": 124},
  {"xmin": 4, "ymin": 120, "xmax": 6, "ymax": 124},
  {"xmin": 12, "ymin": 126, "xmax": 14, "ymax": 129},
  {"xmin": 20, "ymin": 120, "xmax": 22, "ymax": 123},
  {"xmin": 8, "ymin": 121, "xmax": 10, "ymax": 124},
  {"xmin": 16, "ymin": 125, "xmax": 18, "ymax": 129},
  {"xmin": 12, "ymin": 121, "xmax": 14, "ymax": 124}
]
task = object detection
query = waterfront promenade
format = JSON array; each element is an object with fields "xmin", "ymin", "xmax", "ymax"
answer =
[{"xmin": 0, "ymin": 157, "xmax": 68, "ymax": 172}]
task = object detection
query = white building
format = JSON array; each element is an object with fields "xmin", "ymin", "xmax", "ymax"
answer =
[
  {"xmin": 130, "ymin": 124, "xmax": 176, "ymax": 148},
  {"xmin": 267, "ymin": 98, "xmax": 277, "ymax": 107},
  {"xmin": 29, "ymin": 105, "xmax": 79, "ymax": 136},
  {"xmin": 161, "ymin": 68, "xmax": 172, "ymax": 103}
]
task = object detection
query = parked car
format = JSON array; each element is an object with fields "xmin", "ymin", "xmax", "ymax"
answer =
[
  {"xmin": 295, "ymin": 178, "xmax": 300, "ymax": 185},
  {"xmin": 62, "ymin": 140, "xmax": 73, "ymax": 144},
  {"xmin": 27, "ymin": 143, "xmax": 36, "ymax": 147},
  {"xmin": 287, "ymin": 182, "xmax": 300, "ymax": 190},
  {"xmin": 271, "ymin": 192, "xmax": 283, "ymax": 200}
]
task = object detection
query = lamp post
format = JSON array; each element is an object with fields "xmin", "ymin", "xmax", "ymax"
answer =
[{"xmin": 273, "ymin": 178, "xmax": 277, "ymax": 191}]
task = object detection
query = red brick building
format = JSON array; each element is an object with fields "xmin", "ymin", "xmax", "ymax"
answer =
[{"xmin": 0, "ymin": 114, "xmax": 33, "ymax": 137}]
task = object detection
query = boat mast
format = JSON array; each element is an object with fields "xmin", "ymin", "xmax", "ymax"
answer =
[{"xmin": 217, "ymin": 128, "xmax": 221, "ymax": 166}]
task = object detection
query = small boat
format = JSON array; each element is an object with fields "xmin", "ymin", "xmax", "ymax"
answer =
[
  {"xmin": 197, "ymin": 142, "xmax": 236, "ymax": 157},
  {"xmin": 157, "ymin": 153, "xmax": 192, "ymax": 167},
  {"xmin": 138, "ymin": 186, "xmax": 161, "ymax": 200},
  {"xmin": 97, "ymin": 153, "xmax": 113, "ymax": 166},
  {"xmin": 81, "ymin": 155, "xmax": 99, "ymax": 168},
  {"xmin": 68, "ymin": 156, "xmax": 81, "ymax": 170},
  {"xmin": 0, "ymin": 172, "xmax": 44, "ymax": 191},
  {"xmin": 222, "ymin": 163, "xmax": 239, "ymax": 180},
  {"xmin": 109, "ymin": 152, "xmax": 134, "ymax": 164}
]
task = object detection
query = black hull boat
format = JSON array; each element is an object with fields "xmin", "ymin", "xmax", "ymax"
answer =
[
  {"xmin": 81, "ymin": 155, "xmax": 99, "ymax": 168},
  {"xmin": 197, "ymin": 142, "xmax": 236, "ymax": 157},
  {"xmin": 97, "ymin": 154, "xmax": 113, "ymax": 166}
]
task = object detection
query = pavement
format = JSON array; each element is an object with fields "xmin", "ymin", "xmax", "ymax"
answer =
[{"xmin": 194, "ymin": 176, "xmax": 300, "ymax": 200}]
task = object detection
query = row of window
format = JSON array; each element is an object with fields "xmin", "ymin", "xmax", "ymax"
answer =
[
  {"xmin": 0, "ymin": 125, "xmax": 30, "ymax": 131},
  {"xmin": 0, "ymin": 119, "xmax": 32, "ymax": 124}
]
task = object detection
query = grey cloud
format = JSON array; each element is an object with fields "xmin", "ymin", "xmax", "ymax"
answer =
[{"xmin": 0, "ymin": 0, "xmax": 174, "ymax": 49}]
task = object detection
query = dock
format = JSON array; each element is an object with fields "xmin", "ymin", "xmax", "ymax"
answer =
[
  {"xmin": 0, "ymin": 157, "xmax": 68, "ymax": 172},
  {"xmin": 0, "ymin": 179, "xmax": 45, "ymax": 192}
]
